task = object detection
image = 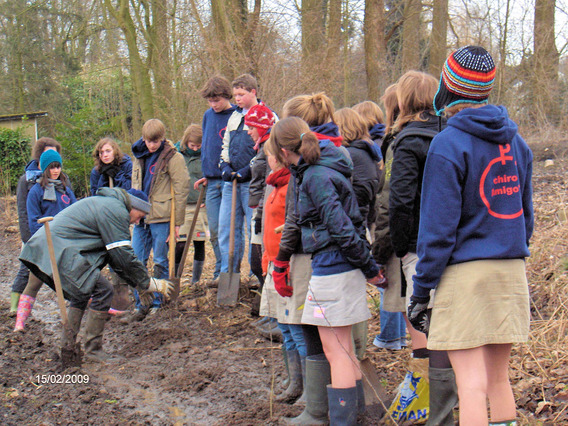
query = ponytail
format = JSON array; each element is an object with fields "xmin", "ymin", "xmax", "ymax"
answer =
[
  {"xmin": 298, "ymin": 131, "xmax": 320, "ymax": 165},
  {"xmin": 282, "ymin": 92, "xmax": 336, "ymax": 127}
]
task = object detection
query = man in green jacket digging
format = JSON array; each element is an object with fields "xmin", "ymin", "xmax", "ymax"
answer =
[{"xmin": 19, "ymin": 187, "xmax": 173, "ymax": 362}]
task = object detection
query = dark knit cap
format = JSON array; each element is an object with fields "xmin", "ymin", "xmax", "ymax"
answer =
[
  {"xmin": 127, "ymin": 188, "xmax": 151, "ymax": 214},
  {"xmin": 39, "ymin": 150, "xmax": 62, "ymax": 171},
  {"xmin": 433, "ymin": 46, "xmax": 496, "ymax": 115}
]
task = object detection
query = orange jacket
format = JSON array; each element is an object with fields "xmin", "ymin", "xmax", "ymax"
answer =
[{"xmin": 262, "ymin": 168, "xmax": 291, "ymax": 273}]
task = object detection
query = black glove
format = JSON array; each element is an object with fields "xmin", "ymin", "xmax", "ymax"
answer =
[
  {"xmin": 222, "ymin": 169, "xmax": 234, "ymax": 182},
  {"xmin": 407, "ymin": 295, "xmax": 430, "ymax": 334},
  {"xmin": 100, "ymin": 163, "xmax": 120, "ymax": 178},
  {"xmin": 254, "ymin": 217, "xmax": 262, "ymax": 235}
]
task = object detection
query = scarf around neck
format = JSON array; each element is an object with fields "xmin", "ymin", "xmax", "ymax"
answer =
[{"xmin": 42, "ymin": 178, "xmax": 66, "ymax": 201}]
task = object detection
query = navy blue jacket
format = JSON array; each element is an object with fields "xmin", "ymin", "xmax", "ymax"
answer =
[
  {"xmin": 413, "ymin": 105, "xmax": 533, "ymax": 298},
  {"xmin": 27, "ymin": 182, "xmax": 77, "ymax": 235},
  {"xmin": 201, "ymin": 105, "xmax": 237, "ymax": 179},
  {"xmin": 369, "ymin": 123, "xmax": 385, "ymax": 161},
  {"xmin": 90, "ymin": 154, "xmax": 132, "ymax": 195},
  {"xmin": 297, "ymin": 140, "xmax": 379, "ymax": 278}
]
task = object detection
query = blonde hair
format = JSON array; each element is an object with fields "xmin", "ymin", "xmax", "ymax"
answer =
[
  {"xmin": 181, "ymin": 124, "xmax": 203, "ymax": 150},
  {"xmin": 334, "ymin": 108, "xmax": 371, "ymax": 145},
  {"xmin": 142, "ymin": 118, "xmax": 166, "ymax": 142},
  {"xmin": 393, "ymin": 71, "xmax": 438, "ymax": 132},
  {"xmin": 443, "ymin": 103, "xmax": 484, "ymax": 118},
  {"xmin": 352, "ymin": 101, "xmax": 384, "ymax": 129},
  {"xmin": 381, "ymin": 84, "xmax": 400, "ymax": 134},
  {"xmin": 282, "ymin": 92, "xmax": 335, "ymax": 127},
  {"xmin": 93, "ymin": 137, "xmax": 124, "ymax": 170},
  {"xmin": 266, "ymin": 117, "xmax": 321, "ymax": 165}
]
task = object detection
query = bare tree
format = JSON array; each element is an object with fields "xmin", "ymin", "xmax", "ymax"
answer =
[
  {"xmin": 428, "ymin": 0, "xmax": 448, "ymax": 76},
  {"xmin": 364, "ymin": 0, "xmax": 387, "ymax": 101},
  {"xmin": 401, "ymin": 0, "xmax": 422, "ymax": 71}
]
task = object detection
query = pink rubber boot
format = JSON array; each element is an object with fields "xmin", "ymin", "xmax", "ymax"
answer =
[{"xmin": 14, "ymin": 295, "xmax": 36, "ymax": 332}]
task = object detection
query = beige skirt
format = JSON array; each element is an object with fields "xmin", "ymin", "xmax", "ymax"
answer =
[
  {"xmin": 301, "ymin": 268, "xmax": 371, "ymax": 327},
  {"xmin": 279, "ymin": 254, "xmax": 312, "ymax": 324},
  {"xmin": 428, "ymin": 259, "xmax": 530, "ymax": 351},
  {"xmin": 178, "ymin": 204, "xmax": 208, "ymax": 242}
]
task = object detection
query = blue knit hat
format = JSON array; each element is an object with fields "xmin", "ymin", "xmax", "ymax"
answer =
[
  {"xmin": 39, "ymin": 150, "xmax": 62, "ymax": 171},
  {"xmin": 127, "ymin": 188, "xmax": 151, "ymax": 214}
]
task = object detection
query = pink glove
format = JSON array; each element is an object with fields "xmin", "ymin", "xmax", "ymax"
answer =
[{"xmin": 273, "ymin": 259, "xmax": 292, "ymax": 297}]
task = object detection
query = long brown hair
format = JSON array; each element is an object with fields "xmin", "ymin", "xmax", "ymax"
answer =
[
  {"xmin": 266, "ymin": 117, "xmax": 321, "ymax": 165},
  {"xmin": 180, "ymin": 124, "xmax": 203, "ymax": 150},
  {"xmin": 93, "ymin": 137, "xmax": 124, "ymax": 171},
  {"xmin": 381, "ymin": 84, "xmax": 400, "ymax": 135},
  {"xmin": 32, "ymin": 137, "xmax": 61, "ymax": 162},
  {"xmin": 39, "ymin": 162, "xmax": 70, "ymax": 188},
  {"xmin": 334, "ymin": 108, "xmax": 371, "ymax": 145},
  {"xmin": 282, "ymin": 92, "xmax": 336, "ymax": 126},
  {"xmin": 392, "ymin": 71, "xmax": 437, "ymax": 132}
]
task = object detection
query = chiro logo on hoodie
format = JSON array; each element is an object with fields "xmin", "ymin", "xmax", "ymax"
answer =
[{"xmin": 479, "ymin": 144, "xmax": 523, "ymax": 220}]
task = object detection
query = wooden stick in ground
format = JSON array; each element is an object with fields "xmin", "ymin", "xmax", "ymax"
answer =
[
  {"xmin": 176, "ymin": 185, "xmax": 206, "ymax": 280},
  {"xmin": 169, "ymin": 183, "xmax": 176, "ymax": 279},
  {"xmin": 38, "ymin": 216, "xmax": 68, "ymax": 326}
]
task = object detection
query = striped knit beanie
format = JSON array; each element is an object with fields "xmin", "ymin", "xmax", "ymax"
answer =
[{"xmin": 433, "ymin": 46, "xmax": 496, "ymax": 115}]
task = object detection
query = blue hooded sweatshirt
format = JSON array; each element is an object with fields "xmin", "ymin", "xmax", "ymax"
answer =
[
  {"xmin": 297, "ymin": 140, "xmax": 379, "ymax": 278},
  {"xmin": 89, "ymin": 154, "xmax": 133, "ymax": 195},
  {"xmin": 413, "ymin": 105, "xmax": 533, "ymax": 299},
  {"xmin": 201, "ymin": 104, "xmax": 237, "ymax": 179},
  {"xmin": 132, "ymin": 138, "xmax": 165, "ymax": 195},
  {"xmin": 27, "ymin": 181, "xmax": 77, "ymax": 235}
]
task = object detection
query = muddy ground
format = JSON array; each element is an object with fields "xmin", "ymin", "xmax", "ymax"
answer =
[{"xmin": 1, "ymin": 154, "xmax": 567, "ymax": 425}]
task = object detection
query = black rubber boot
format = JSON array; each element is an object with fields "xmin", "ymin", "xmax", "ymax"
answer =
[
  {"xmin": 84, "ymin": 309, "xmax": 113, "ymax": 363},
  {"xmin": 283, "ymin": 353, "xmax": 331, "ymax": 425},
  {"xmin": 356, "ymin": 379, "xmax": 365, "ymax": 416},
  {"xmin": 327, "ymin": 385, "xmax": 358, "ymax": 426},
  {"xmin": 192, "ymin": 260, "xmax": 204, "ymax": 283},
  {"xmin": 295, "ymin": 356, "xmax": 307, "ymax": 406},
  {"xmin": 426, "ymin": 367, "xmax": 458, "ymax": 425},
  {"xmin": 276, "ymin": 350, "xmax": 303, "ymax": 404}
]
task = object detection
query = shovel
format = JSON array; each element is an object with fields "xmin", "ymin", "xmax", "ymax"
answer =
[
  {"xmin": 360, "ymin": 357, "xmax": 391, "ymax": 416},
  {"xmin": 217, "ymin": 179, "xmax": 240, "ymax": 306},
  {"xmin": 169, "ymin": 185, "xmax": 206, "ymax": 302},
  {"xmin": 38, "ymin": 216, "xmax": 82, "ymax": 368}
]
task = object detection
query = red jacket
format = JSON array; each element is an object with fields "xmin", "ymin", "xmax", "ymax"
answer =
[{"xmin": 262, "ymin": 167, "xmax": 291, "ymax": 273}]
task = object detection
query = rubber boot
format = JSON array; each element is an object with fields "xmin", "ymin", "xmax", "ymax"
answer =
[
  {"xmin": 61, "ymin": 307, "xmax": 85, "ymax": 348},
  {"xmin": 282, "ymin": 345, "xmax": 291, "ymax": 389},
  {"xmin": 283, "ymin": 353, "xmax": 331, "ymax": 425},
  {"xmin": 192, "ymin": 260, "xmax": 204, "ymax": 284},
  {"xmin": 426, "ymin": 367, "xmax": 458, "ymax": 426},
  {"xmin": 351, "ymin": 320, "xmax": 368, "ymax": 361},
  {"xmin": 327, "ymin": 385, "xmax": 358, "ymax": 426},
  {"xmin": 356, "ymin": 379, "xmax": 365, "ymax": 416},
  {"xmin": 14, "ymin": 294, "xmax": 35, "ymax": 332},
  {"xmin": 295, "ymin": 356, "xmax": 307, "ymax": 406},
  {"xmin": 10, "ymin": 292, "xmax": 21, "ymax": 317},
  {"xmin": 276, "ymin": 350, "xmax": 303, "ymax": 403},
  {"xmin": 84, "ymin": 309, "xmax": 113, "ymax": 363}
]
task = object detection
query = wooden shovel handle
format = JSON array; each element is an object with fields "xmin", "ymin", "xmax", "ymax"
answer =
[
  {"xmin": 38, "ymin": 216, "xmax": 68, "ymax": 325},
  {"xmin": 169, "ymin": 184, "xmax": 176, "ymax": 279}
]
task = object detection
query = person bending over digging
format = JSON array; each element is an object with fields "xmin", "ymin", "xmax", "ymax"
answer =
[{"xmin": 18, "ymin": 188, "xmax": 174, "ymax": 363}]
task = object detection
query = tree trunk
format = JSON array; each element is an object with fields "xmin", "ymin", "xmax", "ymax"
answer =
[
  {"xmin": 401, "ymin": 0, "xmax": 421, "ymax": 71},
  {"xmin": 533, "ymin": 0, "xmax": 559, "ymax": 124},
  {"xmin": 301, "ymin": 0, "xmax": 325, "ymax": 90},
  {"xmin": 428, "ymin": 0, "xmax": 447, "ymax": 76},
  {"xmin": 364, "ymin": 0, "xmax": 386, "ymax": 101},
  {"xmin": 323, "ymin": 0, "xmax": 342, "ymax": 96}
]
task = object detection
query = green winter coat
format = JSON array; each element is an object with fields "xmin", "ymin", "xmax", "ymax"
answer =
[
  {"xmin": 175, "ymin": 141, "xmax": 202, "ymax": 204},
  {"xmin": 19, "ymin": 188, "xmax": 150, "ymax": 302}
]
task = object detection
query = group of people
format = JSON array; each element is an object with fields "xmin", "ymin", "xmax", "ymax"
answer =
[{"xmin": 7, "ymin": 45, "xmax": 532, "ymax": 426}]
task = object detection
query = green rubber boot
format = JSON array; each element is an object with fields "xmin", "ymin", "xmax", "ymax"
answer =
[{"xmin": 10, "ymin": 292, "xmax": 21, "ymax": 316}]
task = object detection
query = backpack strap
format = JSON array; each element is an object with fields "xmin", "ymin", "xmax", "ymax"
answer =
[{"xmin": 391, "ymin": 127, "xmax": 439, "ymax": 152}]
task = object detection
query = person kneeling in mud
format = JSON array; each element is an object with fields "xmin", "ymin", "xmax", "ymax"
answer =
[{"xmin": 18, "ymin": 188, "xmax": 174, "ymax": 363}]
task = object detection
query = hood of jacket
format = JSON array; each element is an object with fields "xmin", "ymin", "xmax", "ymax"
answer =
[
  {"xmin": 96, "ymin": 187, "xmax": 131, "ymax": 210},
  {"xmin": 25, "ymin": 159, "xmax": 42, "ymax": 181},
  {"xmin": 132, "ymin": 138, "xmax": 166, "ymax": 159},
  {"xmin": 349, "ymin": 139, "xmax": 381, "ymax": 162},
  {"xmin": 369, "ymin": 123, "xmax": 385, "ymax": 141},
  {"xmin": 298, "ymin": 140, "xmax": 353, "ymax": 180},
  {"xmin": 311, "ymin": 122, "xmax": 343, "ymax": 146},
  {"xmin": 447, "ymin": 104, "xmax": 517, "ymax": 145}
]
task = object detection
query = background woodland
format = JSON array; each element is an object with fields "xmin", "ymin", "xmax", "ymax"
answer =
[{"xmin": 0, "ymin": 0, "xmax": 566, "ymax": 196}]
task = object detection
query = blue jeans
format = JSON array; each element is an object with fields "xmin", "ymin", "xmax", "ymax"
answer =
[
  {"xmin": 375, "ymin": 288, "xmax": 406, "ymax": 344},
  {"xmin": 219, "ymin": 181, "xmax": 252, "ymax": 273},
  {"xmin": 279, "ymin": 322, "xmax": 307, "ymax": 358},
  {"xmin": 205, "ymin": 178, "xmax": 223, "ymax": 279},
  {"xmin": 131, "ymin": 221, "xmax": 169, "ymax": 309}
]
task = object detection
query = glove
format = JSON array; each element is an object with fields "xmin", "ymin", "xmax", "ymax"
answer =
[
  {"xmin": 254, "ymin": 217, "xmax": 262, "ymax": 235},
  {"xmin": 138, "ymin": 291, "xmax": 154, "ymax": 307},
  {"xmin": 273, "ymin": 259, "xmax": 292, "ymax": 297},
  {"xmin": 407, "ymin": 295, "xmax": 430, "ymax": 334},
  {"xmin": 232, "ymin": 172, "xmax": 242, "ymax": 182},
  {"xmin": 222, "ymin": 169, "xmax": 234, "ymax": 182},
  {"xmin": 375, "ymin": 265, "xmax": 388, "ymax": 289},
  {"xmin": 147, "ymin": 278, "xmax": 175, "ymax": 302}
]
